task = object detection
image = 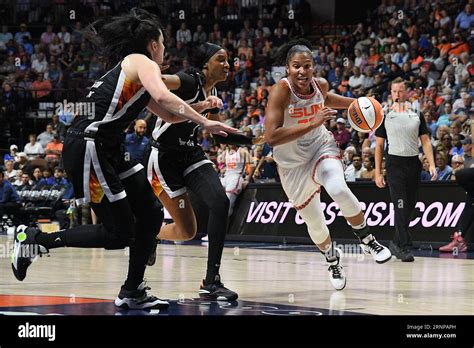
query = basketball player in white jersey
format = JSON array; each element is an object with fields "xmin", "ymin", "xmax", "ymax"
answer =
[
  {"xmin": 265, "ymin": 40, "xmax": 391, "ymax": 290},
  {"xmin": 220, "ymin": 144, "xmax": 253, "ymax": 215}
]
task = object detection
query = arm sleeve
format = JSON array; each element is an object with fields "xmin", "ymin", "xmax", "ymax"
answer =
[
  {"xmin": 375, "ymin": 117, "xmax": 387, "ymax": 138},
  {"xmin": 418, "ymin": 113, "xmax": 429, "ymax": 136},
  {"xmin": 213, "ymin": 133, "xmax": 254, "ymax": 146}
]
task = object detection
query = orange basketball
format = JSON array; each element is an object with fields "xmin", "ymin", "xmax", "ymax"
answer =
[{"xmin": 347, "ymin": 97, "xmax": 384, "ymax": 133}]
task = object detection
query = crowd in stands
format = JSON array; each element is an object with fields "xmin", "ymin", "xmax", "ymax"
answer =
[{"xmin": 0, "ymin": 0, "xmax": 473, "ymax": 229}]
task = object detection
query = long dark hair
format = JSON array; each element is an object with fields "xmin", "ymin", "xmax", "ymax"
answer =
[
  {"xmin": 83, "ymin": 8, "xmax": 163, "ymax": 68},
  {"xmin": 274, "ymin": 38, "xmax": 313, "ymax": 66}
]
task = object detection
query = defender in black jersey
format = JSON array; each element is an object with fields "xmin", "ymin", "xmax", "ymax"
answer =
[
  {"xmin": 145, "ymin": 43, "xmax": 257, "ymax": 301},
  {"xmin": 11, "ymin": 10, "xmax": 237, "ymax": 310}
]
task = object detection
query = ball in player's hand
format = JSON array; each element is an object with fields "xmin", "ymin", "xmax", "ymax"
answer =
[{"xmin": 348, "ymin": 97, "xmax": 384, "ymax": 133}]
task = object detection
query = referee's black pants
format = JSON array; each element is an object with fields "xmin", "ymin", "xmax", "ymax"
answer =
[{"xmin": 385, "ymin": 155, "xmax": 422, "ymax": 249}]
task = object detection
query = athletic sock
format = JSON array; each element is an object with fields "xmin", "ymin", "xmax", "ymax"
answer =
[
  {"xmin": 321, "ymin": 243, "xmax": 338, "ymax": 265},
  {"xmin": 205, "ymin": 264, "xmax": 220, "ymax": 285},
  {"xmin": 352, "ymin": 221, "xmax": 373, "ymax": 244}
]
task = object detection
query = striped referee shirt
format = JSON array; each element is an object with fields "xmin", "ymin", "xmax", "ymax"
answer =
[{"xmin": 375, "ymin": 103, "xmax": 428, "ymax": 157}]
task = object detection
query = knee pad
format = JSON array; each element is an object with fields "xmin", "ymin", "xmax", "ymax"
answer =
[{"xmin": 298, "ymin": 197, "xmax": 330, "ymax": 245}]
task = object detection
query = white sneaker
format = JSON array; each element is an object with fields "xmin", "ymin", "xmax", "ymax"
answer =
[
  {"xmin": 327, "ymin": 248, "xmax": 346, "ymax": 291},
  {"xmin": 359, "ymin": 235, "xmax": 392, "ymax": 264},
  {"xmin": 201, "ymin": 235, "xmax": 208, "ymax": 242}
]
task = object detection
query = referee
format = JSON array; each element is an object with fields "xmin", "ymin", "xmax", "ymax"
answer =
[{"xmin": 375, "ymin": 78, "xmax": 437, "ymax": 262}]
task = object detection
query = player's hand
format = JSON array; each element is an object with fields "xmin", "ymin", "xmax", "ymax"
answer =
[
  {"xmin": 202, "ymin": 119, "xmax": 239, "ymax": 137},
  {"xmin": 429, "ymin": 166, "xmax": 438, "ymax": 181},
  {"xmin": 310, "ymin": 108, "xmax": 337, "ymax": 129},
  {"xmin": 203, "ymin": 96, "xmax": 223, "ymax": 110},
  {"xmin": 375, "ymin": 172, "xmax": 385, "ymax": 188}
]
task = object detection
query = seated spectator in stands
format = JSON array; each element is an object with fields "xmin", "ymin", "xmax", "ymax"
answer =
[
  {"xmin": 349, "ymin": 66, "xmax": 366, "ymax": 90},
  {"xmin": 333, "ymin": 118, "xmax": 351, "ymax": 149},
  {"xmin": 450, "ymin": 134, "xmax": 464, "ymax": 157},
  {"xmin": 360, "ymin": 155, "xmax": 375, "ymax": 180},
  {"xmin": 52, "ymin": 113, "xmax": 67, "ymax": 138},
  {"xmin": 450, "ymin": 154, "xmax": 465, "ymax": 181},
  {"xmin": 199, "ymin": 129, "xmax": 212, "ymax": 152},
  {"xmin": 420, "ymin": 156, "xmax": 432, "ymax": 181},
  {"xmin": 45, "ymin": 133, "xmax": 63, "ymax": 166},
  {"xmin": 344, "ymin": 154, "xmax": 363, "ymax": 181},
  {"xmin": 14, "ymin": 171, "xmax": 31, "ymax": 188},
  {"xmin": 436, "ymin": 102, "xmax": 453, "ymax": 129},
  {"xmin": 0, "ymin": 171, "xmax": 21, "ymax": 222},
  {"xmin": 1, "ymin": 82, "xmax": 18, "ymax": 118},
  {"xmin": 193, "ymin": 24, "xmax": 207, "ymax": 45},
  {"xmin": 31, "ymin": 73, "xmax": 52, "ymax": 101},
  {"xmin": 248, "ymin": 116, "xmax": 263, "ymax": 136},
  {"xmin": 31, "ymin": 167, "xmax": 44, "ymax": 186},
  {"xmin": 87, "ymin": 55, "xmax": 102, "ymax": 80},
  {"xmin": 57, "ymin": 25, "xmax": 71, "ymax": 45},
  {"xmin": 42, "ymin": 168, "xmax": 52, "ymax": 184},
  {"xmin": 31, "ymin": 53, "xmax": 48, "ymax": 75},
  {"xmin": 424, "ymin": 111, "xmax": 437, "ymax": 137},
  {"xmin": 3, "ymin": 145, "xmax": 18, "ymax": 162},
  {"xmin": 0, "ymin": 56, "xmax": 16, "ymax": 74},
  {"xmin": 455, "ymin": 3, "xmax": 474, "ymax": 30},
  {"xmin": 436, "ymin": 152, "xmax": 453, "ymax": 180},
  {"xmin": 49, "ymin": 36, "xmax": 63, "ymax": 58},
  {"xmin": 40, "ymin": 24, "xmax": 57, "ymax": 46},
  {"xmin": 47, "ymin": 62, "xmax": 63, "ymax": 88},
  {"xmin": 439, "ymin": 133, "xmax": 453, "ymax": 155},
  {"xmin": 0, "ymin": 25, "xmax": 13, "ymax": 49},
  {"xmin": 24, "ymin": 134, "xmax": 44, "ymax": 160},
  {"xmin": 170, "ymin": 41, "xmax": 189, "ymax": 66},
  {"xmin": 253, "ymin": 143, "xmax": 279, "ymax": 182},
  {"xmin": 72, "ymin": 55, "xmax": 87, "ymax": 79},
  {"xmin": 37, "ymin": 124, "xmax": 55, "ymax": 149},
  {"xmin": 3, "ymin": 160, "xmax": 17, "ymax": 182},
  {"xmin": 47, "ymin": 167, "xmax": 69, "ymax": 186},
  {"xmin": 124, "ymin": 119, "xmax": 149, "ymax": 162},
  {"xmin": 462, "ymin": 136, "xmax": 473, "ymax": 167},
  {"xmin": 452, "ymin": 94, "xmax": 472, "ymax": 124},
  {"xmin": 176, "ymin": 22, "xmax": 192, "ymax": 45},
  {"xmin": 14, "ymin": 23, "xmax": 31, "ymax": 45}
]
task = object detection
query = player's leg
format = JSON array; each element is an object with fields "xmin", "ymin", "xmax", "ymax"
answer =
[
  {"xmin": 184, "ymin": 163, "xmax": 238, "ymax": 301},
  {"xmin": 315, "ymin": 158, "xmax": 391, "ymax": 263},
  {"xmin": 156, "ymin": 191, "xmax": 197, "ymax": 241},
  {"xmin": 296, "ymin": 192, "xmax": 346, "ymax": 290}
]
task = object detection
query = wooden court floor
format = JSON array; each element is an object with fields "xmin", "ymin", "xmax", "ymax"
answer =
[{"xmin": 0, "ymin": 235, "xmax": 472, "ymax": 315}]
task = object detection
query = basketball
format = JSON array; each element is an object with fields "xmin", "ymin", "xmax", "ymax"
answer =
[{"xmin": 347, "ymin": 97, "xmax": 384, "ymax": 133}]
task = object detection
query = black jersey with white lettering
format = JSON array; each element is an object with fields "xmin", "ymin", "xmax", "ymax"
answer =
[
  {"xmin": 71, "ymin": 60, "xmax": 151, "ymax": 143},
  {"xmin": 152, "ymin": 71, "xmax": 218, "ymax": 148}
]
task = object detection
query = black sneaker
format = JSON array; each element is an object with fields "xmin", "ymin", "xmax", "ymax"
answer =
[
  {"xmin": 199, "ymin": 275, "xmax": 238, "ymax": 301},
  {"xmin": 147, "ymin": 238, "xmax": 160, "ymax": 266},
  {"xmin": 389, "ymin": 242, "xmax": 415, "ymax": 262},
  {"xmin": 114, "ymin": 281, "xmax": 169, "ymax": 310},
  {"xmin": 11, "ymin": 225, "xmax": 49, "ymax": 281}
]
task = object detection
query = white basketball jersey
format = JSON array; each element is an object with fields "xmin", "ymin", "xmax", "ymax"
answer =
[
  {"xmin": 273, "ymin": 77, "xmax": 334, "ymax": 168},
  {"xmin": 224, "ymin": 149, "xmax": 245, "ymax": 175}
]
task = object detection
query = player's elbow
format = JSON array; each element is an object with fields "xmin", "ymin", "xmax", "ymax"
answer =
[{"xmin": 265, "ymin": 133, "xmax": 277, "ymax": 147}]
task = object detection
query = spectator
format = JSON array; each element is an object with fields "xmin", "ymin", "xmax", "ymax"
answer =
[
  {"xmin": 3, "ymin": 160, "xmax": 17, "ymax": 182},
  {"xmin": 0, "ymin": 171, "xmax": 21, "ymax": 222},
  {"xmin": 23, "ymin": 134, "xmax": 44, "ymax": 159},
  {"xmin": 333, "ymin": 118, "xmax": 351, "ymax": 149},
  {"xmin": 14, "ymin": 23, "xmax": 31, "ymax": 45},
  {"xmin": 450, "ymin": 154, "xmax": 465, "ymax": 181},
  {"xmin": 344, "ymin": 154, "xmax": 363, "ymax": 181},
  {"xmin": 45, "ymin": 133, "xmax": 63, "ymax": 166},
  {"xmin": 31, "ymin": 53, "xmax": 49, "ymax": 74},
  {"xmin": 124, "ymin": 119, "xmax": 149, "ymax": 162},
  {"xmin": 40, "ymin": 24, "xmax": 57, "ymax": 46},
  {"xmin": 4, "ymin": 145, "xmax": 18, "ymax": 162},
  {"xmin": 193, "ymin": 24, "xmax": 207, "ymax": 45},
  {"xmin": 47, "ymin": 62, "xmax": 63, "ymax": 88},
  {"xmin": 436, "ymin": 152, "xmax": 453, "ymax": 180},
  {"xmin": 462, "ymin": 136, "xmax": 473, "ymax": 168},
  {"xmin": 57, "ymin": 25, "xmax": 71, "ymax": 45},
  {"xmin": 37, "ymin": 124, "xmax": 56, "ymax": 149},
  {"xmin": 51, "ymin": 113, "xmax": 67, "ymax": 138},
  {"xmin": 455, "ymin": 4, "xmax": 474, "ymax": 31},
  {"xmin": 360, "ymin": 155, "xmax": 375, "ymax": 180},
  {"xmin": 349, "ymin": 66, "xmax": 366, "ymax": 89},
  {"xmin": 31, "ymin": 167, "xmax": 44, "ymax": 186},
  {"xmin": 176, "ymin": 22, "xmax": 192, "ymax": 45},
  {"xmin": 31, "ymin": 73, "xmax": 52, "ymax": 101}
]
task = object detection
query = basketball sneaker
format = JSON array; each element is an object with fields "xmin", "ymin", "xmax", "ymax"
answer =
[
  {"xmin": 201, "ymin": 235, "xmax": 209, "ymax": 242},
  {"xmin": 326, "ymin": 247, "xmax": 346, "ymax": 291},
  {"xmin": 114, "ymin": 281, "xmax": 169, "ymax": 310},
  {"xmin": 439, "ymin": 232, "xmax": 467, "ymax": 253},
  {"xmin": 359, "ymin": 235, "xmax": 392, "ymax": 264},
  {"xmin": 199, "ymin": 274, "xmax": 238, "ymax": 301},
  {"xmin": 11, "ymin": 225, "xmax": 49, "ymax": 281}
]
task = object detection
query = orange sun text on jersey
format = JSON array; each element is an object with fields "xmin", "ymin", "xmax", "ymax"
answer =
[{"xmin": 290, "ymin": 104, "xmax": 322, "ymax": 124}]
